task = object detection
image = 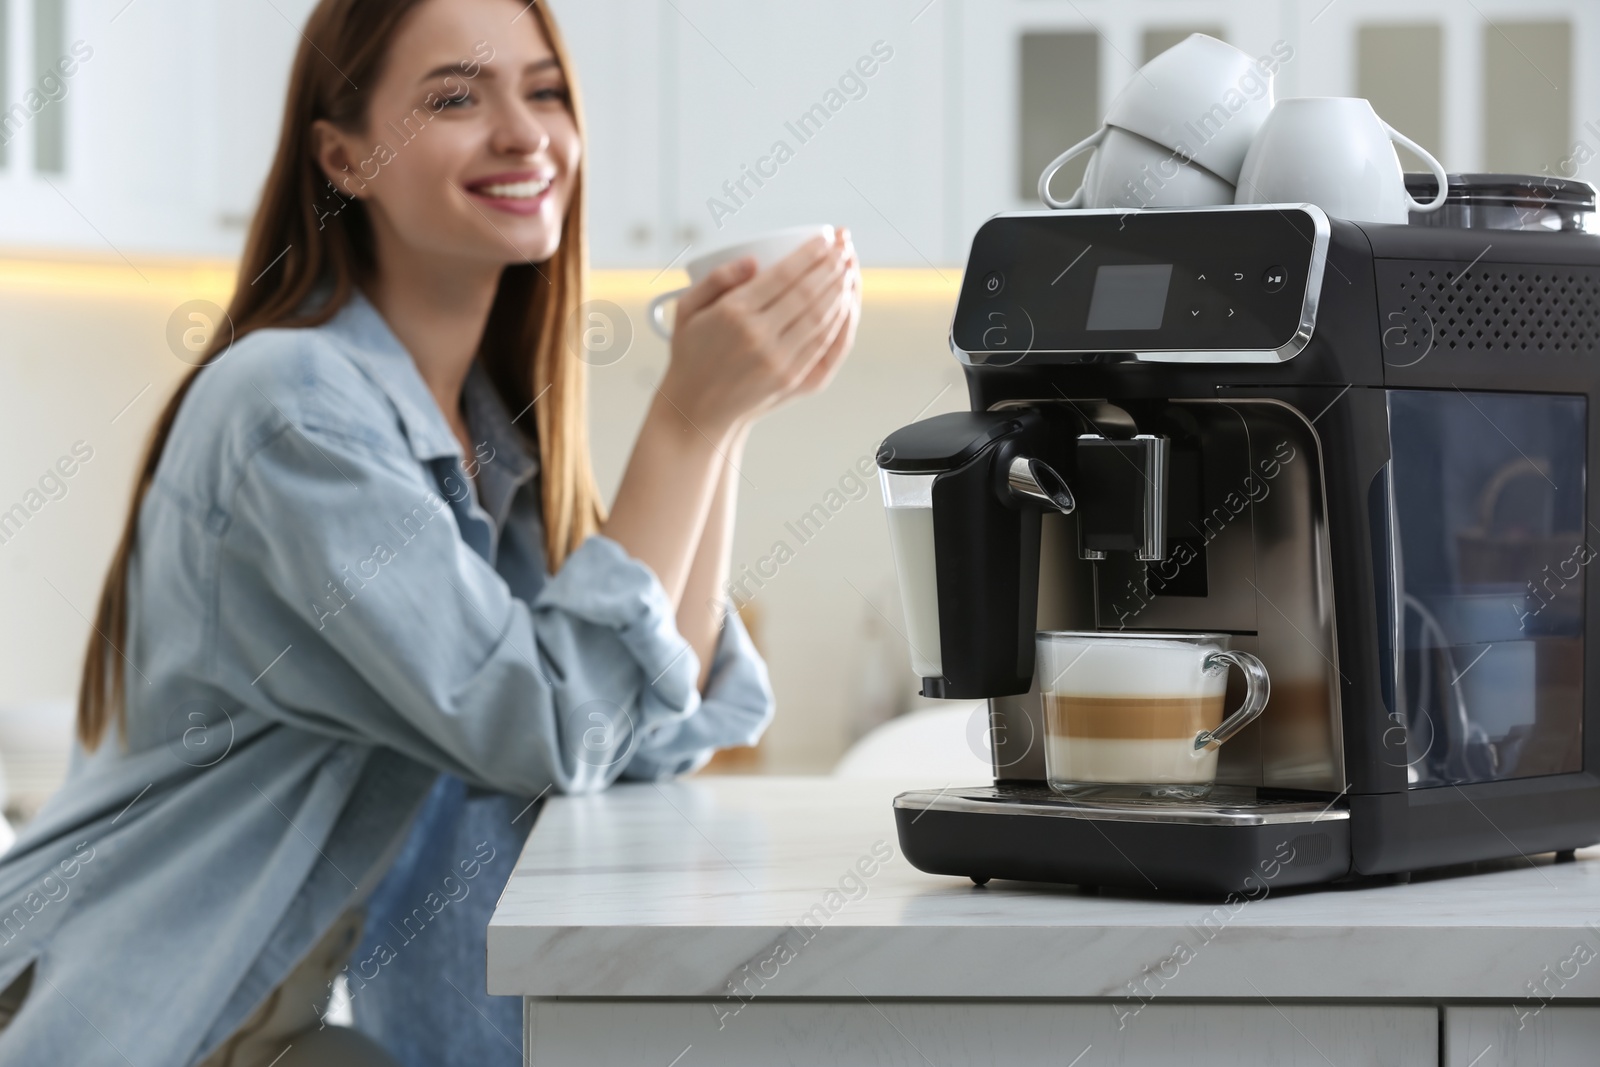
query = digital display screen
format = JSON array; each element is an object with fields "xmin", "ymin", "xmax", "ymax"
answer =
[
  {"xmin": 949, "ymin": 209, "xmax": 1318, "ymax": 362},
  {"xmin": 1085, "ymin": 263, "xmax": 1173, "ymax": 331}
]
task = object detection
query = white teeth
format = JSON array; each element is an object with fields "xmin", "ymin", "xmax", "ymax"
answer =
[{"xmin": 476, "ymin": 177, "xmax": 552, "ymax": 199}]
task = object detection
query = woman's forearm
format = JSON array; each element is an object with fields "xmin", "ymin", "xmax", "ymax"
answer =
[
  {"xmin": 602, "ymin": 229, "xmax": 855, "ymax": 694},
  {"xmin": 601, "ymin": 393, "xmax": 737, "ymax": 607},
  {"xmin": 677, "ymin": 424, "xmax": 749, "ymax": 691}
]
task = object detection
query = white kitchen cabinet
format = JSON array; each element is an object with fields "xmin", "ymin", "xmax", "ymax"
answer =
[
  {"xmin": 3, "ymin": 0, "xmax": 1600, "ymax": 262},
  {"xmin": 1445, "ymin": 1006, "xmax": 1600, "ymax": 1066},
  {"xmin": 528, "ymin": 1000, "xmax": 1439, "ymax": 1066},
  {"xmin": 493, "ymin": 779, "xmax": 1600, "ymax": 1067},
  {"xmin": 660, "ymin": 0, "xmax": 949, "ymax": 268},
  {"xmin": 1286, "ymin": 0, "xmax": 1579, "ymax": 178},
  {"xmin": 548, "ymin": 0, "xmax": 666, "ymax": 267},
  {"xmin": 212, "ymin": 0, "xmax": 321, "ymax": 235}
]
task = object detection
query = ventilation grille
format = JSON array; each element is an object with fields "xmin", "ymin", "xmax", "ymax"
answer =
[
  {"xmin": 1378, "ymin": 262, "xmax": 1600, "ymax": 358},
  {"xmin": 1287, "ymin": 832, "xmax": 1333, "ymax": 866}
]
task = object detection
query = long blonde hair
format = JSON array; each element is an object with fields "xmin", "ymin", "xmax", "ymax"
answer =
[{"xmin": 78, "ymin": 0, "xmax": 603, "ymax": 748}]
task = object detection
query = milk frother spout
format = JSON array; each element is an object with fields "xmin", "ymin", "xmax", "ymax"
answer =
[{"xmin": 878, "ymin": 408, "xmax": 1078, "ymax": 700}]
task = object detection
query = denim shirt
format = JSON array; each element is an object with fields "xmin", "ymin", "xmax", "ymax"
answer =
[{"xmin": 0, "ymin": 292, "xmax": 774, "ymax": 1066}]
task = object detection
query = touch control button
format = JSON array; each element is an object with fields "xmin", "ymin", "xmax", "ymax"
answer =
[
  {"xmin": 1262, "ymin": 266, "xmax": 1287, "ymax": 292},
  {"xmin": 982, "ymin": 271, "xmax": 1005, "ymax": 296}
]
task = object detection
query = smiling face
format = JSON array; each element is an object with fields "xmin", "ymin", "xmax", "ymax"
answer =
[{"xmin": 312, "ymin": 0, "xmax": 580, "ymax": 268}]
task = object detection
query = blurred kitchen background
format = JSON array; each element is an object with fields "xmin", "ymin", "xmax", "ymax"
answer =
[{"xmin": 0, "ymin": 0, "xmax": 1594, "ymax": 818}]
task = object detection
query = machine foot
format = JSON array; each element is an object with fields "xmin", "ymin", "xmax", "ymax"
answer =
[
  {"xmin": 970, "ymin": 876, "xmax": 990, "ymax": 887},
  {"xmin": 1555, "ymin": 849, "xmax": 1578, "ymax": 864},
  {"xmin": 1391, "ymin": 871, "xmax": 1411, "ymax": 885}
]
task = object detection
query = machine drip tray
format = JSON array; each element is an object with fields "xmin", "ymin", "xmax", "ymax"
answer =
[
  {"xmin": 893, "ymin": 784, "xmax": 1353, "ymax": 895},
  {"xmin": 895, "ymin": 783, "xmax": 1350, "ymax": 826}
]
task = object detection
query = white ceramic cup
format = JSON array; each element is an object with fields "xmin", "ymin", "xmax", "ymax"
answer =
[
  {"xmin": 1042, "ymin": 125, "xmax": 1236, "ymax": 210},
  {"xmin": 647, "ymin": 224, "xmax": 835, "ymax": 339},
  {"xmin": 1234, "ymin": 97, "xmax": 1449, "ymax": 224},
  {"xmin": 1105, "ymin": 33, "xmax": 1279, "ymax": 184},
  {"xmin": 1039, "ymin": 33, "xmax": 1277, "ymax": 208}
]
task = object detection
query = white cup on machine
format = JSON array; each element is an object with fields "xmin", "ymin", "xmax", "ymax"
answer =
[
  {"xmin": 1054, "ymin": 125, "xmax": 1239, "ymax": 210},
  {"xmin": 1038, "ymin": 33, "xmax": 1279, "ymax": 210},
  {"xmin": 647, "ymin": 224, "xmax": 835, "ymax": 339},
  {"xmin": 1233, "ymin": 97, "xmax": 1448, "ymax": 224}
]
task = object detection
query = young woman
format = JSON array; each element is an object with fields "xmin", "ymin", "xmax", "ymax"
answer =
[{"xmin": 0, "ymin": 0, "xmax": 859, "ymax": 1063}]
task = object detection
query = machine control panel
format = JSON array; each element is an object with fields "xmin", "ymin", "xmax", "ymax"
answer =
[{"xmin": 951, "ymin": 206, "xmax": 1328, "ymax": 365}]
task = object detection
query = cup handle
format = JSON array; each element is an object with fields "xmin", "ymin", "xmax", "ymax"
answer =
[
  {"xmin": 1038, "ymin": 127, "xmax": 1108, "ymax": 210},
  {"xmin": 1384, "ymin": 122, "xmax": 1449, "ymax": 214},
  {"xmin": 647, "ymin": 287, "xmax": 691, "ymax": 340},
  {"xmin": 1193, "ymin": 649, "xmax": 1271, "ymax": 752}
]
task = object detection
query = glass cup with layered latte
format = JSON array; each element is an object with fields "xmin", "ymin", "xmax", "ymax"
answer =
[{"xmin": 1036, "ymin": 631, "xmax": 1270, "ymax": 799}]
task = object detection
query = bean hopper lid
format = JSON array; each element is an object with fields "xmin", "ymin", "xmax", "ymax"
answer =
[{"xmin": 1404, "ymin": 173, "xmax": 1598, "ymax": 232}]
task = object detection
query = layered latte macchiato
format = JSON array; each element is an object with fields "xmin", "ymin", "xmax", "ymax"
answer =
[
  {"xmin": 1044, "ymin": 693, "xmax": 1226, "ymax": 785},
  {"xmin": 1036, "ymin": 631, "xmax": 1270, "ymax": 796}
]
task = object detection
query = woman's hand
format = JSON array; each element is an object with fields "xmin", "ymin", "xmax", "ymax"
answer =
[
  {"xmin": 659, "ymin": 228, "xmax": 859, "ymax": 438},
  {"xmin": 602, "ymin": 227, "xmax": 859, "ymax": 625},
  {"xmin": 773, "ymin": 247, "xmax": 860, "ymax": 409}
]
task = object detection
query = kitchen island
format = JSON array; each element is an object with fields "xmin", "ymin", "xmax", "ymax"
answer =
[{"xmin": 487, "ymin": 776, "xmax": 1600, "ymax": 1065}]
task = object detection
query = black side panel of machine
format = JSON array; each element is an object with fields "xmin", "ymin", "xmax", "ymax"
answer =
[
  {"xmin": 1350, "ymin": 775, "xmax": 1600, "ymax": 873},
  {"xmin": 1369, "ymin": 246, "xmax": 1600, "ymax": 874},
  {"xmin": 894, "ymin": 807, "xmax": 1352, "ymax": 898},
  {"xmin": 1376, "ymin": 257, "xmax": 1600, "ymax": 392}
]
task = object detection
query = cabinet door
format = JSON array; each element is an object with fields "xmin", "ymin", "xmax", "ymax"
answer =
[
  {"xmin": 665, "ymin": 0, "xmax": 949, "ymax": 267},
  {"xmin": 1275, "ymin": 0, "xmax": 1588, "ymax": 180},
  {"xmin": 529, "ymin": 1000, "xmax": 1439, "ymax": 1066},
  {"xmin": 1446, "ymin": 1005, "xmax": 1600, "ymax": 1066},
  {"xmin": 549, "ymin": 0, "xmax": 665, "ymax": 267},
  {"xmin": 214, "ymin": 0, "xmax": 320, "ymax": 235}
]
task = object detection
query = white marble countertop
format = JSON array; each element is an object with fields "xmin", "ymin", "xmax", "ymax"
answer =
[{"xmin": 486, "ymin": 776, "xmax": 1600, "ymax": 1000}]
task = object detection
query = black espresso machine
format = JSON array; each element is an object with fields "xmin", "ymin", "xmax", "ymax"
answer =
[{"xmin": 882, "ymin": 190, "xmax": 1600, "ymax": 895}]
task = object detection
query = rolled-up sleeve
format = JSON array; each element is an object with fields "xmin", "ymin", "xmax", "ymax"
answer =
[
  {"xmin": 218, "ymin": 416, "xmax": 774, "ymax": 797},
  {"xmin": 618, "ymin": 599, "xmax": 773, "ymax": 780},
  {"xmin": 535, "ymin": 537, "xmax": 775, "ymax": 781}
]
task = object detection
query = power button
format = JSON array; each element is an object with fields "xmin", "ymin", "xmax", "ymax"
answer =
[{"xmin": 982, "ymin": 271, "xmax": 1005, "ymax": 297}]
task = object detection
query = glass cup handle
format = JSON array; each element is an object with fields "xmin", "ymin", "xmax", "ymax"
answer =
[{"xmin": 1194, "ymin": 650, "xmax": 1271, "ymax": 752}]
